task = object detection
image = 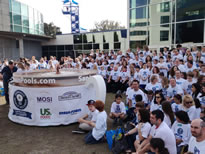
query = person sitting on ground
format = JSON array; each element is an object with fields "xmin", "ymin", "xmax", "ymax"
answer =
[
  {"xmin": 171, "ymin": 111, "xmax": 191, "ymax": 154},
  {"xmin": 78, "ymin": 100, "xmax": 99, "ymax": 132},
  {"xmin": 172, "ymin": 94, "xmax": 182, "ymax": 113},
  {"xmin": 109, "ymin": 94, "xmax": 126, "ymax": 125},
  {"xmin": 84, "ymin": 100, "xmax": 107, "ymax": 144},
  {"xmin": 186, "ymin": 119, "xmax": 205, "ymax": 154},
  {"xmin": 150, "ymin": 138, "xmax": 169, "ymax": 154},
  {"xmin": 137, "ymin": 110, "xmax": 176, "ymax": 154},
  {"xmin": 125, "ymin": 109, "xmax": 151, "ymax": 153}
]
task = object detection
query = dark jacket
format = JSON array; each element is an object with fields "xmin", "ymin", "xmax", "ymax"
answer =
[{"xmin": 1, "ymin": 66, "xmax": 18, "ymax": 82}]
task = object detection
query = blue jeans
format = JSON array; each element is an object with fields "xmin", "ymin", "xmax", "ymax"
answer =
[{"xmin": 84, "ymin": 130, "xmax": 104, "ymax": 144}]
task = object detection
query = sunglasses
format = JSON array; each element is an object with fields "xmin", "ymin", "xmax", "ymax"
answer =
[
  {"xmin": 156, "ymin": 96, "xmax": 161, "ymax": 98},
  {"xmin": 185, "ymin": 101, "xmax": 192, "ymax": 104}
]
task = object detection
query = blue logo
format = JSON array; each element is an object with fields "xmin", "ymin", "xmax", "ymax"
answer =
[
  {"xmin": 177, "ymin": 128, "xmax": 183, "ymax": 135},
  {"xmin": 115, "ymin": 105, "xmax": 121, "ymax": 113},
  {"xmin": 13, "ymin": 90, "xmax": 28, "ymax": 110},
  {"xmin": 59, "ymin": 109, "xmax": 81, "ymax": 115},
  {"xmin": 194, "ymin": 146, "xmax": 200, "ymax": 154}
]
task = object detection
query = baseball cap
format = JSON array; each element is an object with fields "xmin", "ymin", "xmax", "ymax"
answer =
[{"xmin": 86, "ymin": 100, "xmax": 95, "ymax": 106}]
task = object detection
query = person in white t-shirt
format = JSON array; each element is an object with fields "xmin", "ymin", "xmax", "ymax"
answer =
[
  {"xmin": 172, "ymin": 94, "xmax": 183, "ymax": 113},
  {"xmin": 128, "ymin": 80, "xmax": 146, "ymax": 108},
  {"xmin": 109, "ymin": 94, "xmax": 126, "ymax": 125},
  {"xmin": 167, "ymin": 78, "xmax": 183, "ymax": 101},
  {"xmin": 139, "ymin": 63, "xmax": 150, "ymax": 89},
  {"xmin": 183, "ymin": 72, "xmax": 195, "ymax": 95},
  {"xmin": 171, "ymin": 111, "xmax": 191, "ymax": 154},
  {"xmin": 175, "ymin": 70, "xmax": 186, "ymax": 87},
  {"xmin": 157, "ymin": 56, "xmax": 168, "ymax": 77},
  {"xmin": 119, "ymin": 66, "xmax": 129, "ymax": 93},
  {"xmin": 181, "ymin": 95, "xmax": 196, "ymax": 121},
  {"xmin": 125, "ymin": 109, "xmax": 151, "ymax": 153},
  {"xmin": 107, "ymin": 65, "xmax": 120, "ymax": 93},
  {"xmin": 85, "ymin": 100, "xmax": 107, "ymax": 144},
  {"xmin": 137, "ymin": 110, "xmax": 176, "ymax": 154},
  {"xmin": 187, "ymin": 119, "xmax": 205, "ymax": 154},
  {"xmin": 78, "ymin": 100, "xmax": 99, "ymax": 131},
  {"xmin": 145, "ymin": 75, "xmax": 162, "ymax": 94},
  {"xmin": 162, "ymin": 101, "xmax": 175, "ymax": 128}
]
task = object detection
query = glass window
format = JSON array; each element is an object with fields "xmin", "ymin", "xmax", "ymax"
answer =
[
  {"xmin": 74, "ymin": 45, "xmax": 82, "ymax": 50},
  {"xmin": 103, "ymin": 43, "xmax": 109, "ymax": 49},
  {"xmin": 130, "ymin": 0, "xmax": 147, "ymax": 8},
  {"xmin": 93, "ymin": 44, "xmax": 99, "ymax": 49},
  {"xmin": 21, "ymin": 4, "xmax": 28, "ymax": 17},
  {"xmin": 176, "ymin": 0, "xmax": 205, "ymax": 22},
  {"xmin": 114, "ymin": 43, "xmax": 121, "ymax": 49},
  {"xmin": 57, "ymin": 45, "xmax": 65, "ymax": 51},
  {"xmin": 9, "ymin": 0, "xmax": 12, "ymax": 12},
  {"xmin": 65, "ymin": 50, "xmax": 75, "ymax": 58},
  {"xmin": 176, "ymin": 21, "xmax": 204, "ymax": 44},
  {"xmin": 22, "ymin": 27, "xmax": 29, "ymax": 33},
  {"xmin": 160, "ymin": 16, "xmax": 170, "ymax": 27},
  {"xmin": 29, "ymin": 18, "xmax": 34, "ymax": 29},
  {"xmin": 114, "ymin": 32, "xmax": 119, "ymax": 42},
  {"xmin": 83, "ymin": 34, "xmax": 88, "ymax": 43},
  {"xmin": 12, "ymin": 0, "xmax": 21, "ymax": 14},
  {"xmin": 13, "ymin": 14, "xmax": 22, "ymax": 25},
  {"xmin": 22, "ymin": 16, "xmax": 29, "ymax": 27},
  {"xmin": 135, "ymin": 7, "xmax": 147, "ymax": 19},
  {"xmin": 14, "ymin": 25, "xmax": 22, "ymax": 33},
  {"xmin": 160, "ymin": 31, "xmax": 169, "ymax": 41},
  {"xmin": 65, "ymin": 45, "xmax": 73, "ymax": 50},
  {"xmin": 130, "ymin": 31, "xmax": 147, "ymax": 36},
  {"xmin": 160, "ymin": 2, "xmax": 170, "ymax": 12},
  {"xmin": 10, "ymin": 12, "xmax": 13, "ymax": 24},
  {"xmin": 42, "ymin": 46, "xmax": 49, "ymax": 51},
  {"xmin": 74, "ymin": 35, "xmax": 82, "ymax": 44},
  {"xmin": 83, "ymin": 44, "xmax": 92, "ymax": 50}
]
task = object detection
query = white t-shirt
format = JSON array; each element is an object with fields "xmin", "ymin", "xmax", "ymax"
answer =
[
  {"xmin": 87, "ymin": 110, "xmax": 99, "ymax": 122},
  {"xmin": 167, "ymin": 85, "xmax": 183, "ymax": 98},
  {"xmin": 150, "ymin": 122, "xmax": 177, "ymax": 154},
  {"xmin": 139, "ymin": 68, "xmax": 150, "ymax": 85},
  {"xmin": 157, "ymin": 62, "xmax": 168, "ymax": 77},
  {"xmin": 176, "ymin": 78, "xmax": 186, "ymax": 87},
  {"xmin": 110, "ymin": 70, "xmax": 120, "ymax": 81},
  {"xmin": 171, "ymin": 121, "xmax": 191, "ymax": 146},
  {"xmin": 145, "ymin": 83, "xmax": 162, "ymax": 93},
  {"xmin": 163, "ymin": 114, "xmax": 172, "ymax": 128},
  {"xmin": 92, "ymin": 111, "xmax": 107, "ymax": 140},
  {"xmin": 110, "ymin": 102, "xmax": 126, "ymax": 114},
  {"xmin": 119, "ymin": 71, "xmax": 129, "ymax": 82},
  {"xmin": 188, "ymin": 136, "xmax": 205, "ymax": 154},
  {"xmin": 171, "ymin": 103, "xmax": 182, "ymax": 113},
  {"xmin": 183, "ymin": 80, "xmax": 195, "ymax": 95},
  {"xmin": 136, "ymin": 122, "xmax": 151, "ymax": 140},
  {"xmin": 134, "ymin": 71, "xmax": 140, "ymax": 81},
  {"xmin": 150, "ymin": 101, "xmax": 162, "ymax": 112},
  {"xmin": 98, "ymin": 70, "xmax": 107, "ymax": 78},
  {"xmin": 128, "ymin": 89, "xmax": 146, "ymax": 108},
  {"xmin": 181, "ymin": 105, "xmax": 196, "ymax": 121}
]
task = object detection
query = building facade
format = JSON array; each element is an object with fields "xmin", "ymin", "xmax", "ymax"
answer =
[
  {"xmin": 0, "ymin": 0, "xmax": 49, "ymax": 60},
  {"xmin": 128, "ymin": 0, "xmax": 205, "ymax": 50},
  {"xmin": 42, "ymin": 29, "xmax": 128, "ymax": 59}
]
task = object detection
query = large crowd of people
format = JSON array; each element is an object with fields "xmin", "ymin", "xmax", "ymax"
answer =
[{"xmin": 0, "ymin": 45, "xmax": 205, "ymax": 154}]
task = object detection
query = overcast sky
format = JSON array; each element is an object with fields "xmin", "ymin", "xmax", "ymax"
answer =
[{"xmin": 18, "ymin": 0, "xmax": 127, "ymax": 33}]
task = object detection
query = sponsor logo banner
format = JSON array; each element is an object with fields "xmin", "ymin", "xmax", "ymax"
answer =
[
  {"xmin": 40, "ymin": 108, "xmax": 51, "ymax": 119},
  {"xmin": 37, "ymin": 97, "xmax": 52, "ymax": 103},
  {"xmin": 13, "ymin": 109, "xmax": 32, "ymax": 119},
  {"xmin": 13, "ymin": 90, "xmax": 28, "ymax": 110},
  {"xmin": 59, "ymin": 109, "xmax": 81, "ymax": 115},
  {"xmin": 58, "ymin": 91, "xmax": 81, "ymax": 101}
]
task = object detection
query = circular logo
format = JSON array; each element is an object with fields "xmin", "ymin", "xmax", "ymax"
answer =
[{"xmin": 13, "ymin": 90, "xmax": 28, "ymax": 110}]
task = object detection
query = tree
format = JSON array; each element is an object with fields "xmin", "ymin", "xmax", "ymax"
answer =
[
  {"xmin": 44, "ymin": 22, "xmax": 62, "ymax": 38},
  {"xmin": 90, "ymin": 20, "xmax": 125, "ymax": 32}
]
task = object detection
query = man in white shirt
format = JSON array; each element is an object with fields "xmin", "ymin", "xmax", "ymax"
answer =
[
  {"xmin": 187, "ymin": 119, "xmax": 205, "ymax": 154},
  {"xmin": 138, "ymin": 110, "xmax": 176, "ymax": 154},
  {"xmin": 200, "ymin": 64, "xmax": 205, "ymax": 76},
  {"xmin": 167, "ymin": 78, "xmax": 183, "ymax": 101},
  {"xmin": 175, "ymin": 70, "xmax": 186, "ymax": 86},
  {"xmin": 107, "ymin": 65, "xmax": 120, "ymax": 93},
  {"xmin": 185, "ymin": 60, "xmax": 197, "ymax": 73},
  {"xmin": 128, "ymin": 80, "xmax": 146, "ymax": 108}
]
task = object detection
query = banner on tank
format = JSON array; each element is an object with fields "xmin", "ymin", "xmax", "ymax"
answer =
[{"xmin": 8, "ymin": 84, "xmax": 96, "ymax": 126}]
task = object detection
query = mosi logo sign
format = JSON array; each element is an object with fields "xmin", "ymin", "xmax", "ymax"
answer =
[
  {"xmin": 40, "ymin": 108, "xmax": 51, "ymax": 119},
  {"xmin": 37, "ymin": 97, "xmax": 52, "ymax": 103}
]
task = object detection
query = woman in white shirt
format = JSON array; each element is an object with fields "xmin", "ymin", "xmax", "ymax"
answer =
[
  {"xmin": 150, "ymin": 93, "xmax": 165, "ymax": 112},
  {"xmin": 181, "ymin": 95, "xmax": 196, "ymax": 121},
  {"xmin": 162, "ymin": 101, "xmax": 175, "ymax": 128},
  {"xmin": 125, "ymin": 109, "xmax": 151, "ymax": 153},
  {"xmin": 84, "ymin": 100, "xmax": 107, "ymax": 144}
]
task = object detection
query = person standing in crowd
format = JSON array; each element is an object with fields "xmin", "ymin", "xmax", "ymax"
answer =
[
  {"xmin": 186, "ymin": 119, "xmax": 205, "ymax": 154},
  {"xmin": 0, "ymin": 60, "xmax": 17, "ymax": 104}
]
